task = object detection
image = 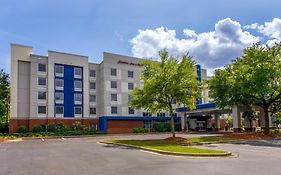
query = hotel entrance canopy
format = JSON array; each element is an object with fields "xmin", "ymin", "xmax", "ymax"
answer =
[{"xmin": 176, "ymin": 102, "xmax": 232, "ymax": 115}]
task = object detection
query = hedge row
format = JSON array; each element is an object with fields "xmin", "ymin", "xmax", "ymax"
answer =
[
  {"xmin": 17, "ymin": 122, "xmax": 91, "ymax": 133},
  {"xmin": 133, "ymin": 122, "xmax": 182, "ymax": 133},
  {"xmin": 0, "ymin": 122, "xmax": 104, "ymax": 138},
  {"xmin": 0, "ymin": 130, "xmax": 105, "ymax": 138}
]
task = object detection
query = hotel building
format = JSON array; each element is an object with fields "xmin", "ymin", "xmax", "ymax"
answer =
[{"xmin": 10, "ymin": 43, "xmax": 210, "ymax": 133}]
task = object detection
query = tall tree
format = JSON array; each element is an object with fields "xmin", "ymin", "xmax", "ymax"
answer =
[
  {"xmin": 209, "ymin": 42, "xmax": 281, "ymax": 134},
  {"xmin": 129, "ymin": 50, "xmax": 201, "ymax": 137},
  {"xmin": 0, "ymin": 69, "xmax": 10, "ymax": 125}
]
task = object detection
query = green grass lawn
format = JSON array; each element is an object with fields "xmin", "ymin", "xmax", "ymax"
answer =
[
  {"xmin": 188, "ymin": 136, "xmax": 240, "ymax": 144},
  {"xmin": 108, "ymin": 139, "xmax": 227, "ymax": 154}
]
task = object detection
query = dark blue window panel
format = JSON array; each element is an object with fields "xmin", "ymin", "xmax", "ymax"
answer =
[
  {"xmin": 196, "ymin": 64, "xmax": 202, "ymax": 105},
  {"xmin": 54, "ymin": 64, "xmax": 83, "ymax": 118}
]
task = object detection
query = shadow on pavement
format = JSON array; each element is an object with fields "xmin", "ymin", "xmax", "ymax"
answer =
[
  {"xmin": 102, "ymin": 144, "xmax": 136, "ymax": 150},
  {"xmin": 231, "ymin": 138, "xmax": 281, "ymax": 148}
]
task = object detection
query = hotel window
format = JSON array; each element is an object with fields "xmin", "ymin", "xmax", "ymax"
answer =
[
  {"xmin": 111, "ymin": 68, "xmax": 117, "ymax": 76},
  {"xmin": 128, "ymin": 107, "xmax": 134, "ymax": 114},
  {"xmin": 111, "ymin": 81, "xmax": 117, "ymax": 89},
  {"xmin": 38, "ymin": 63, "xmax": 46, "ymax": 72},
  {"xmin": 38, "ymin": 91, "xmax": 46, "ymax": 100},
  {"xmin": 55, "ymin": 65, "xmax": 64, "ymax": 77},
  {"xmin": 111, "ymin": 93, "xmax": 117, "ymax": 101},
  {"xmin": 111, "ymin": 106, "xmax": 117, "ymax": 114},
  {"xmin": 128, "ymin": 83, "xmax": 134, "ymax": 90},
  {"xmin": 55, "ymin": 79, "xmax": 64, "ymax": 90},
  {"xmin": 74, "ymin": 107, "xmax": 82, "ymax": 115},
  {"xmin": 143, "ymin": 112, "xmax": 152, "ymax": 117},
  {"xmin": 90, "ymin": 107, "xmax": 96, "ymax": 115},
  {"xmin": 128, "ymin": 71, "xmax": 134, "ymax": 78},
  {"xmin": 157, "ymin": 113, "xmax": 166, "ymax": 117},
  {"xmin": 38, "ymin": 106, "xmax": 46, "ymax": 115},
  {"xmin": 89, "ymin": 82, "xmax": 96, "ymax": 90},
  {"xmin": 74, "ymin": 67, "xmax": 82, "ymax": 79},
  {"xmin": 38, "ymin": 77, "xmax": 47, "ymax": 86},
  {"xmin": 89, "ymin": 95, "xmax": 96, "ymax": 102},
  {"xmin": 55, "ymin": 106, "xmax": 64, "ymax": 115},
  {"xmin": 55, "ymin": 92, "xmax": 64, "ymax": 104},
  {"xmin": 74, "ymin": 94, "xmax": 82, "ymax": 104},
  {"xmin": 90, "ymin": 69, "xmax": 96, "ymax": 77},
  {"xmin": 128, "ymin": 94, "xmax": 132, "ymax": 101},
  {"xmin": 74, "ymin": 80, "xmax": 82, "ymax": 91}
]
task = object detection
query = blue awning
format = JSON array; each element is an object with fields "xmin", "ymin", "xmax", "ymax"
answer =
[{"xmin": 176, "ymin": 102, "xmax": 217, "ymax": 112}]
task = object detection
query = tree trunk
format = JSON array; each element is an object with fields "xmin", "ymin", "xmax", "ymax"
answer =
[
  {"xmin": 263, "ymin": 106, "xmax": 270, "ymax": 135},
  {"xmin": 170, "ymin": 109, "xmax": 175, "ymax": 138}
]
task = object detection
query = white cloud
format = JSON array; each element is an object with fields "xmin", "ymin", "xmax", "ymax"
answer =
[
  {"xmin": 131, "ymin": 18, "xmax": 259, "ymax": 74},
  {"xmin": 257, "ymin": 18, "xmax": 281, "ymax": 46},
  {"xmin": 243, "ymin": 23, "xmax": 259, "ymax": 30},
  {"xmin": 243, "ymin": 18, "xmax": 281, "ymax": 46}
]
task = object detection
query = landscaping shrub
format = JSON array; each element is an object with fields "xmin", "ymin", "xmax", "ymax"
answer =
[
  {"xmin": 153, "ymin": 122, "xmax": 172, "ymax": 132},
  {"xmin": 17, "ymin": 125, "xmax": 28, "ymax": 133},
  {"xmin": 133, "ymin": 128, "xmax": 149, "ymax": 133},
  {"xmin": 32, "ymin": 125, "xmax": 44, "ymax": 133},
  {"xmin": 0, "ymin": 123, "xmax": 9, "ymax": 133},
  {"xmin": 175, "ymin": 122, "xmax": 182, "ymax": 131},
  {"xmin": 47, "ymin": 124, "xmax": 57, "ymax": 132},
  {"xmin": 270, "ymin": 129, "xmax": 280, "ymax": 134},
  {"xmin": 71, "ymin": 121, "xmax": 87, "ymax": 130},
  {"xmin": 56, "ymin": 123, "xmax": 71, "ymax": 132},
  {"xmin": 0, "ymin": 130, "xmax": 105, "ymax": 139},
  {"xmin": 164, "ymin": 123, "xmax": 172, "ymax": 132}
]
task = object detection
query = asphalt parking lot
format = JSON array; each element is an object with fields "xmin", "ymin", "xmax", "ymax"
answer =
[{"xmin": 0, "ymin": 133, "xmax": 280, "ymax": 175}]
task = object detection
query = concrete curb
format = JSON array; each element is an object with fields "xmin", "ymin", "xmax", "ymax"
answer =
[{"xmin": 100, "ymin": 140, "xmax": 233, "ymax": 157}]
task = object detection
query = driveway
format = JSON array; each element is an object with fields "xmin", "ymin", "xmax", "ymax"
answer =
[{"xmin": 0, "ymin": 134, "xmax": 280, "ymax": 175}]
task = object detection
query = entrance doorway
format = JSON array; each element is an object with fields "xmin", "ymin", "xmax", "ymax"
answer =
[{"xmin": 196, "ymin": 121, "xmax": 206, "ymax": 131}]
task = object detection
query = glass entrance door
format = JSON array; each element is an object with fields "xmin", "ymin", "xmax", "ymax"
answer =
[{"xmin": 196, "ymin": 121, "xmax": 206, "ymax": 131}]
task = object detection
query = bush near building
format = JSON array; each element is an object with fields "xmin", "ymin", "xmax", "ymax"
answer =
[
  {"xmin": 0, "ymin": 123, "xmax": 105, "ymax": 139},
  {"xmin": 17, "ymin": 125, "xmax": 28, "ymax": 133},
  {"xmin": 3, "ymin": 122, "xmax": 90, "ymax": 136},
  {"xmin": 153, "ymin": 123, "xmax": 172, "ymax": 132},
  {"xmin": 47, "ymin": 124, "xmax": 57, "ymax": 132},
  {"xmin": 153, "ymin": 122, "xmax": 180, "ymax": 132},
  {"xmin": 133, "ymin": 128, "xmax": 149, "ymax": 133},
  {"xmin": 32, "ymin": 125, "xmax": 44, "ymax": 133},
  {"xmin": 56, "ymin": 123, "xmax": 71, "ymax": 132},
  {"xmin": 71, "ymin": 121, "xmax": 87, "ymax": 130}
]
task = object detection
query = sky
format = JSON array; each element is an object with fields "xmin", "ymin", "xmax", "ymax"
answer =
[{"xmin": 1, "ymin": 0, "xmax": 281, "ymax": 74}]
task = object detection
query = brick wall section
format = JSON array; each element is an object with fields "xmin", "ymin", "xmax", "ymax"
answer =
[
  {"xmin": 9, "ymin": 119, "xmax": 99, "ymax": 133},
  {"xmin": 107, "ymin": 120, "xmax": 143, "ymax": 134}
]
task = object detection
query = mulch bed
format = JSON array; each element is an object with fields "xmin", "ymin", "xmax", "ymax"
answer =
[
  {"xmin": 165, "ymin": 136, "xmax": 188, "ymax": 142},
  {"xmin": 223, "ymin": 133, "xmax": 281, "ymax": 140},
  {"xmin": 165, "ymin": 133, "xmax": 281, "ymax": 144}
]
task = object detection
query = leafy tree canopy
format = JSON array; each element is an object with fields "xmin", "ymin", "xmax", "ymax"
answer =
[
  {"xmin": 129, "ymin": 50, "xmax": 201, "ymax": 137},
  {"xmin": 0, "ymin": 69, "xmax": 10, "ymax": 125},
  {"xmin": 209, "ymin": 42, "xmax": 281, "ymax": 134}
]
